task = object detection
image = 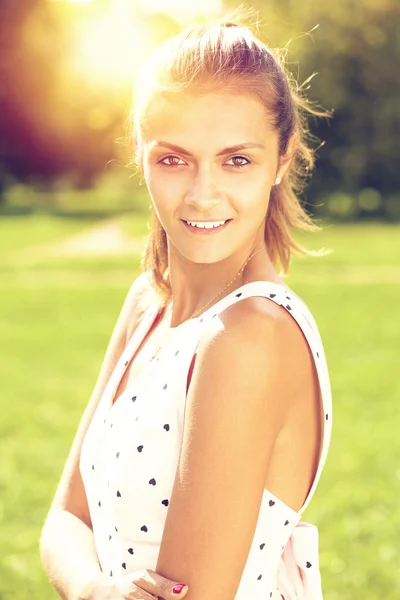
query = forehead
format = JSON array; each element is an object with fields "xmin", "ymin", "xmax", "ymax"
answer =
[{"xmin": 141, "ymin": 92, "xmax": 277, "ymax": 149}]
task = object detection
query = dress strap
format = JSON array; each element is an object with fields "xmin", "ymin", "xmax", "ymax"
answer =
[{"xmin": 201, "ymin": 281, "xmax": 332, "ymax": 516}]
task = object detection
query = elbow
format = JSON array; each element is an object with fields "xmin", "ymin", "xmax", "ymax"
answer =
[{"xmin": 39, "ymin": 508, "xmax": 67, "ymax": 565}]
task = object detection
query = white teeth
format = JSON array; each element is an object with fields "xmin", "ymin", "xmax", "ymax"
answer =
[{"xmin": 186, "ymin": 220, "xmax": 227, "ymax": 229}]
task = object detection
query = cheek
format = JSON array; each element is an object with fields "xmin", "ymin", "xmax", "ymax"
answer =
[
  {"xmin": 145, "ymin": 166, "xmax": 185, "ymax": 204},
  {"xmin": 144, "ymin": 169, "xmax": 184, "ymax": 232},
  {"xmin": 233, "ymin": 174, "xmax": 271, "ymax": 215}
]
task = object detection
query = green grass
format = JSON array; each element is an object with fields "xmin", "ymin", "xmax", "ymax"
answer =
[{"xmin": 0, "ymin": 214, "xmax": 399, "ymax": 599}]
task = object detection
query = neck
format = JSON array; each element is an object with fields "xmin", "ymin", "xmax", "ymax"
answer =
[{"xmin": 166, "ymin": 245, "xmax": 269, "ymax": 328}]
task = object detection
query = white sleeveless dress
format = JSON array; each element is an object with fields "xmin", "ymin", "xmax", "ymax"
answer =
[{"xmin": 80, "ymin": 280, "xmax": 332, "ymax": 600}]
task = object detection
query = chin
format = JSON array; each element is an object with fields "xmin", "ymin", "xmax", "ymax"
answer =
[{"xmin": 175, "ymin": 247, "xmax": 231, "ymax": 265}]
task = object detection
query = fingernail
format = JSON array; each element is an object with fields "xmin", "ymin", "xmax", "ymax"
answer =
[{"xmin": 172, "ymin": 584, "xmax": 187, "ymax": 594}]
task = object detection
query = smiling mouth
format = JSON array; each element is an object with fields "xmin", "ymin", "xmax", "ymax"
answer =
[
  {"xmin": 181, "ymin": 219, "xmax": 232, "ymax": 229},
  {"xmin": 180, "ymin": 219, "xmax": 232, "ymax": 234}
]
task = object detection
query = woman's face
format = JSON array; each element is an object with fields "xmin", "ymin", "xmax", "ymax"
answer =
[{"xmin": 141, "ymin": 91, "xmax": 283, "ymax": 265}]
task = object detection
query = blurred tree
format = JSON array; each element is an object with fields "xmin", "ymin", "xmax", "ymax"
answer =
[
  {"xmin": 0, "ymin": 0, "xmax": 179, "ymax": 202},
  {"xmin": 0, "ymin": 0, "xmax": 121, "ymax": 195}
]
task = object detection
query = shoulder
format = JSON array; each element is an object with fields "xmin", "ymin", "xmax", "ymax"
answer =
[
  {"xmin": 199, "ymin": 296, "xmax": 281, "ymax": 368},
  {"xmin": 126, "ymin": 271, "xmax": 152, "ymax": 307},
  {"xmin": 195, "ymin": 293, "xmax": 314, "ymax": 407},
  {"xmin": 200, "ymin": 293, "xmax": 309, "ymax": 368},
  {"xmin": 121, "ymin": 271, "xmax": 154, "ymax": 343}
]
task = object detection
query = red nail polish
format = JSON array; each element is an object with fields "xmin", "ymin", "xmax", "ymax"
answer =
[{"xmin": 173, "ymin": 584, "xmax": 187, "ymax": 594}]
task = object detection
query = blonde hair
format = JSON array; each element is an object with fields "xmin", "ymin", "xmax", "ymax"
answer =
[{"xmin": 131, "ymin": 14, "xmax": 333, "ymax": 309}]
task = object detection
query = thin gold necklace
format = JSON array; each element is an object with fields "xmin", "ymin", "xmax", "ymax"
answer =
[{"xmin": 149, "ymin": 246, "xmax": 263, "ymax": 362}]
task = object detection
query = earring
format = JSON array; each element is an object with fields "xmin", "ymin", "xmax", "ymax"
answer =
[{"xmin": 274, "ymin": 176, "xmax": 281, "ymax": 185}]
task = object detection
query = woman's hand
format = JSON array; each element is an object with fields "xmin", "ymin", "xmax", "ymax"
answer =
[{"xmin": 82, "ymin": 569, "xmax": 188, "ymax": 600}]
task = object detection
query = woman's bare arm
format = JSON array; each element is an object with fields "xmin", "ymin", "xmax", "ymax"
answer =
[
  {"xmin": 155, "ymin": 297, "xmax": 320, "ymax": 600},
  {"xmin": 40, "ymin": 273, "xmax": 149, "ymax": 600}
]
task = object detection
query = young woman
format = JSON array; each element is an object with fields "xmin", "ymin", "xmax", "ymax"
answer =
[{"xmin": 41, "ymin": 18, "xmax": 333, "ymax": 600}]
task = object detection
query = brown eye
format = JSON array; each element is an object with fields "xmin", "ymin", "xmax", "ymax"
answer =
[
  {"xmin": 158, "ymin": 156, "xmax": 185, "ymax": 167},
  {"xmin": 225, "ymin": 156, "xmax": 251, "ymax": 168}
]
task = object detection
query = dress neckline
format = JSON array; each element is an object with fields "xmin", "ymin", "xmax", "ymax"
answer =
[
  {"xmin": 161, "ymin": 280, "xmax": 293, "ymax": 330},
  {"xmin": 108, "ymin": 281, "xmax": 294, "ymax": 413}
]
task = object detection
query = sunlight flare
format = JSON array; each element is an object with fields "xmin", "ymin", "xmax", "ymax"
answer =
[
  {"xmin": 70, "ymin": 7, "xmax": 152, "ymax": 87},
  {"xmin": 136, "ymin": 0, "xmax": 222, "ymax": 23}
]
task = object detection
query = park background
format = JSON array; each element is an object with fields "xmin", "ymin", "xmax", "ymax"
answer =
[{"xmin": 0, "ymin": 0, "xmax": 399, "ymax": 598}]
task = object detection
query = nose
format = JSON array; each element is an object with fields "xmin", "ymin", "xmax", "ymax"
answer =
[{"xmin": 184, "ymin": 166, "xmax": 223, "ymax": 210}]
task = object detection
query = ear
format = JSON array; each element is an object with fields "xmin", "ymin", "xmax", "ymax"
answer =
[{"xmin": 276, "ymin": 134, "xmax": 297, "ymax": 180}]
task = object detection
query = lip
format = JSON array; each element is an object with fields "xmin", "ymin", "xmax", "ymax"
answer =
[{"xmin": 180, "ymin": 219, "xmax": 232, "ymax": 235}]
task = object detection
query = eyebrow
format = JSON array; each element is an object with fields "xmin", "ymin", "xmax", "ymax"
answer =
[{"xmin": 150, "ymin": 141, "xmax": 265, "ymax": 156}]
